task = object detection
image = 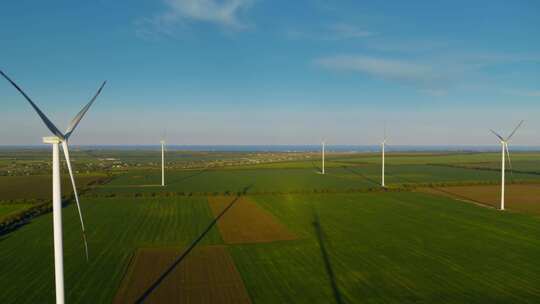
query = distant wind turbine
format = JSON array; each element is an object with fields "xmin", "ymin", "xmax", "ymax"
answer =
[
  {"xmin": 321, "ymin": 140, "xmax": 326, "ymax": 175},
  {"xmin": 381, "ymin": 125, "xmax": 387, "ymax": 188},
  {"xmin": 1, "ymin": 70, "xmax": 106, "ymax": 304},
  {"xmin": 490, "ymin": 120, "xmax": 524, "ymax": 211},
  {"xmin": 160, "ymin": 139, "xmax": 166, "ymax": 187}
]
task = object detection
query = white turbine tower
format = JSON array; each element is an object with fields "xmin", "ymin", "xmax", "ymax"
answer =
[
  {"xmin": 381, "ymin": 125, "xmax": 387, "ymax": 188},
  {"xmin": 160, "ymin": 139, "xmax": 165, "ymax": 187},
  {"xmin": 1, "ymin": 71, "xmax": 106, "ymax": 304},
  {"xmin": 490, "ymin": 120, "xmax": 524, "ymax": 211},
  {"xmin": 321, "ymin": 140, "xmax": 326, "ymax": 175}
]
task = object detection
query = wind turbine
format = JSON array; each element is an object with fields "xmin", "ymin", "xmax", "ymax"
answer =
[
  {"xmin": 1, "ymin": 70, "xmax": 106, "ymax": 304},
  {"xmin": 160, "ymin": 139, "xmax": 166, "ymax": 187},
  {"xmin": 381, "ymin": 125, "xmax": 387, "ymax": 188},
  {"xmin": 321, "ymin": 140, "xmax": 326, "ymax": 174},
  {"xmin": 490, "ymin": 120, "xmax": 524, "ymax": 211}
]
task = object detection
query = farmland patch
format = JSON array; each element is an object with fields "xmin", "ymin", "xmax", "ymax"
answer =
[
  {"xmin": 114, "ymin": 246, "xmax": 251, "ymax": 304},
  {"xmin": 419, "ymin": 184, "xmax": 540, "ymax": 215},
  {"xmin": 208, "ymin": 196, "xmax": 297, "ymax": 244}
]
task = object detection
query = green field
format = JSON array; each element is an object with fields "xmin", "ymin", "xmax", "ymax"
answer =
[
  {"xmin": 0, "ymin": 203, "xmax": 33, "ymax": 221},
  {"xmin": 92, "ymin": 161, "xmax": 540, "ymax": 196},
  {"xmin": 1, "ymin": 151, "xmax": 540, "ymax": 303},
  {"xmin": 2, "ymin": 192, "xmax": 540, "ymax": 303},
  {"xmin": 0, "ymin": 196, "xmax": 222, "ymax": 303},
  {"xmin": 0, "ymin": 174, "xmax": 107, "ymax": 201}
]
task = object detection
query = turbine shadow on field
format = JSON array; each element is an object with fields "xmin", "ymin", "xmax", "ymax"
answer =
[
  {"xmin": 312, "ymin": 208, "xmax": 345, "ymax": 304},
  {"xmin": 134, "ymin": 184, "xmax": 253, "ymax": 304},
  {"xmin": 341, "ymin": 165, "xmax": 379, "ymax": 186},
  {"xmin": 428, "ymin": 187, "xmax": 496, "ymax": 209}
]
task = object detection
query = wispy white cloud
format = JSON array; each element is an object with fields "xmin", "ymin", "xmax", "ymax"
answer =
[
  {"xmin": 315, "ymin": 54, "xmax": 440, "ymax": 85},
  {"xmin": 327, "ymin": 23, "xmax": 374, "ymax": 39},
  {"xmin": 315, "ymin": 51, "xmax": 540, "ymax": 95},
  {"xmin": 286, "ymin": 23, "xmax": 375, "ymax": 41},
  {"xmin": 137, "ymin": 0, "xmax": 255, "ymax": 39}
]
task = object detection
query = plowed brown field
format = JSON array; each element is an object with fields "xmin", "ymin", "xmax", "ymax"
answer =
[
  {"xmin": 420, "ymin": 184, "xmax": 540, "ymax": 215},
  {"xmin": 114, "ymin": 246, "xmax": 251, "ymax": 304},
  {"xmin": 208, "ymin": 196, "xmax": 297, "ymax": 244}
]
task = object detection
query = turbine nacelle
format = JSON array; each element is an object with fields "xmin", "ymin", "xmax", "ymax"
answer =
[{"xmin": 43, "ymin": 136, "xmax": 62, "ymax": 144}]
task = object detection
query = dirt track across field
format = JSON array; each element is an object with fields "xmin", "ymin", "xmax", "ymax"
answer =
[
  {"xmin": 208, "ymin": 196, "xmax": 297, "ymax": 244},
  {"xmin": 420, "ymin": 184, "xmax": 540, "ymax": 215},
  {"xmin": 114, "ymin": 246, "xmax": 251, "ymax": 304}
]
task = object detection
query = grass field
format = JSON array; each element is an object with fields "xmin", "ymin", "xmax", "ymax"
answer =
[
  {"xmin": 420, "ymin": 184, "xmax": 540, "ymax": 215},
  {"xmin": 0, "ymin": 174, "xmax": 106, "ymax": 201},
  {"xmin": 0, "ymin": 203, "xmax": 33, "ymax": 221},
  {"xmin": 114, "ymin": 246, "xmax": 251, "ymax": 304},
  {"xmin": 2, "ymin": 151, "xmax": 540, "ymax": 303},
  {"xmin": 233, "ymin": 192, "xmax": 540, "ymax": 303},
  {"xmin": 1, "ymin": 192, "xmax": 540, "ymax": 303},
  {"xmin": 0, "ymin": 196, "xmax": 222, "ymax": 303},
  {"xmin": 208, "ymin": 196, "xmax": 297, "ymax": 244},
  {"xmin": 90, "ymin": 162, "xmax": 540, "ymax": 197}
]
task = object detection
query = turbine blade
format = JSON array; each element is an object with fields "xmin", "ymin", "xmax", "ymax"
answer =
[
  {"xmin": 64, "ymin": 81, "xmax": 106, "ymax": 139},
  {"xmin": 490, "ymin": 129, "xmax": 504, "ymax": 141},
  {"xmin": 61, "ymin": 141, "xmax": 89, "ymax": 261},
  {"xmin": 0, "ymin": 70, "xmax": 64, "ymax": 139},
  {"xmin": 505, "ymin": 143, "xmax": 514, "ymax": 183},
  {"xmin": 506, "ymin": 120, "xmax": 524, "ymax": 141}
]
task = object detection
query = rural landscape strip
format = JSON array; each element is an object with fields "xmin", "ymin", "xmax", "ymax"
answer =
[{"xmin": 134, "ymin": 186, "xmax": 251, "ymax": 303}]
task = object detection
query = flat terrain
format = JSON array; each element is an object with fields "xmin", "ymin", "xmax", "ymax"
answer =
[
  {"xmin": 0, "ymin": 203, "xmax": 32, "ymax": 220},
  {"xmin": 2, "ymin": 150, "xmax": 540, "ymax": 303},
  {"xmin": 420, "ymin": 184, "xmax": 540, "ymax": 215},
  {"xmin": 0, "ymin": 196, "xmax": 222, "ymax": 303},
  {"xmin": 0, "ymin": 174, "xmax": 106, "ymax": 201},
  {"xmin": 208, "ymin": 196, "xmax": 297, "ymax": 244},
  {"xmin": 114, "ymin": 246, "xmax": 251, "ymax": 304}
]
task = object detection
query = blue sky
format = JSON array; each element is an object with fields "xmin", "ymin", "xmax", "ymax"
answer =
[{"xmin": 1, "ymin": 0, "xmax": 539, "ymax": 145}]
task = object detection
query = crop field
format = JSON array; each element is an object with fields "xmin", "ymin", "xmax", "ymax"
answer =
[
  {"xmin": 232, "ymin": 192, "xmax": 540, "ymax": 303},
  {"xmin": 91, "ymin": 161, "xmax": 540, "ymax": 197},
  {"xmin": 0, "ymin": 203, "xmax": 33, "ymax": 220},
  {"xmin": 0, "ymin": 196, "xmax": 222, "ymax": 303},
  {"xmin": 0, "ymin": 174, "xmax": 107, "ymax": 201},
  {"xmin": 114, "ymin": 246, "xmax": 251, "ymax": 304},
  {"xmin": 208, "ymin": 196, "xmax": 297, "ymax": 244},
  {"xmin": 420, "ymin": 184, "xmax": 540, "ymax": 215},
  {"xmin": 2, "ymin": 151, "xmax": 540, "ymax": 303}
]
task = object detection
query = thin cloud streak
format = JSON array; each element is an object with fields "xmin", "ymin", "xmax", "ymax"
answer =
[
  {"xmin": 286, "ymin": 23, "xmax": 375, "ymax": 41},
  {"xmin": 315, "ymin": 54, "xmax": 439, "ymax": 84},
  {"xmin": 136, "ymin": 0, "xmax": 255, "ymax": 39}
]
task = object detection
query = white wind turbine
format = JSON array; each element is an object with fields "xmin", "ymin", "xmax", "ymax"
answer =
[
  {"xmin": 381, "ymin": 125, "xmax": 387, "ymax": 188},
  {"xmin": 321, "ymin": 140, "xmax": 326, "ymax": 174},
  {"xmin": 490, "ymin": 120, "xmax": 524, "ymax": 211},
  {"xmin": 160, "ymin": 139, "xmax": 166, "ymax": 187},
  {"xmin": 1, "ymin": 71, "xmax": 106, "ymax": 304}
]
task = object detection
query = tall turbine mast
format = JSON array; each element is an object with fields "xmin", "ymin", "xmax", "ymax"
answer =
[
  {"xmin": 382, "ymin": 124, "xmax": 386, "ymax": 188},
  {"xmin": 322, "ymin": 140, "xmax": 326, "ymax": 175},
  {"xmin": 1, "ymin": 70, "xmax": 106, "ymax": 304},
  {"xmin": 161, "ymin": 139, "xmax": 165, "ymax": 187},
  {"xmin": 490, "ymin": 120, "xmax": 523, "ymax": 211}
]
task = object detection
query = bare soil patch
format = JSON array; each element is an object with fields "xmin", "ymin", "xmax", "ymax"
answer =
[
  {"xmin": 208, "ymin": 196, "xmax": 297, "ymax": 244},
  {"xmin": 419, "ymin": 184, "xmax": 540, "ymax": 215},
  {"xmin": 114, "ymin": 246, "xmax": 251, "ymax": 304}
]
